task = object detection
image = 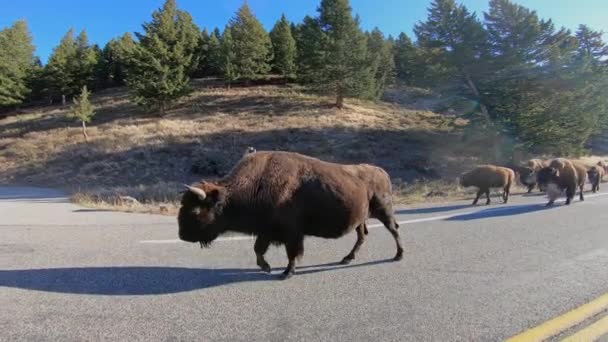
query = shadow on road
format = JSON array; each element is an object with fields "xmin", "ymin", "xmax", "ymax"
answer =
[
  {"xmin": 445, "ymin": 203, "xmax": 557, "ymax": 221},
  {"xmin": 395, "ymin": 204, "xmax": 471, "ymax": 215},
  {"xmin": 0, "ymin": 260, "xmax": 395, "ymax": 295}
]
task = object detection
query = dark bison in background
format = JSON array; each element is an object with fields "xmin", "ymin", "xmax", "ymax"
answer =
[
  {"xmin": 178, "ymin": 151, "xmax": 403, "ymax": 279},
  {"xmin": 537, "ymin": 158, "xmax": 586, "ymax": 205}
]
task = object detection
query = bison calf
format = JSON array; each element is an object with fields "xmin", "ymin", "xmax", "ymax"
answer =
[
  {"xmin": 178, "ymin": 151, "xmax": 403, "ymax": 279},
  {"xmin": 459, "ymin": 165, "xmax": 515, "ymax": 205},
  {"xmin": 588, "ymin": 165, "xmax": 604, "ymax": 193}
]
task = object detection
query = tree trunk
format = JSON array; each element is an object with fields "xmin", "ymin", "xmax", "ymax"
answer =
[
  {"xmin": 81, "ymin": 121, "xmax": 89, "ymax": 142},
  {"xmin": 464, "ymin": 73, "xmax": 491, "ymax": 123},
  {"xmin": 336, "ymin": 86, "xmax": 344, "ymax": 109},
  {"xmin": 61, "ymin": 94, "xmax": 66, "ymax": 106},
  {"xmin": 227, "ymin": 80, "xmax": 231, "ymax": 89},
  {"xmin": 159, "ymin": 101, "xmax": 166, "ymax": 117}
]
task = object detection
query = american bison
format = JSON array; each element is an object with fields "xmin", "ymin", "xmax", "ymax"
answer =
[
  {"xmin": 519, "ymin": 159, "xmax": 549, "ymax": 193},
  {"xmin": 177, "ymin": 151, "xmax": 403, "ymax": 279},
  {"xmin": 537, "ymin": 158, "xmax": 586, "ymax": 205},
  {"xmin": 459, "ymin": 165, "xmax": 515, "ymax": 205},
  {"xmin": 587, "ymin": 165, "xmax": 605, "ymax": 193}
]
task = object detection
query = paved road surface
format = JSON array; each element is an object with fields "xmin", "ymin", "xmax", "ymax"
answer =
[{"xmin": 2, "ymin": 186, "xmax": 608, "ymax": 341}]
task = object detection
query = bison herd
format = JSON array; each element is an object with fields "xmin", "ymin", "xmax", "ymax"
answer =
[
  {"xmin": 178, "ymin": 150, "xmax": 606, "ymax": 279},
  {"xmin": 460, "ymin": 157, "xmax": 607, "ymax": 206}
]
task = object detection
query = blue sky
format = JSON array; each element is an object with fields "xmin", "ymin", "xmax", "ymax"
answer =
[{"xmin": 1, "ymin": 0, "xmax": 607, "ymax": 64}]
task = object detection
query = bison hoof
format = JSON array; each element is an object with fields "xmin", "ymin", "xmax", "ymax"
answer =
[
  {"xmin": 339, "ymin": 257, "xmax": 353, "ymax": 265},
  {"xmin": 393, "ymin": 253, "xmax": 403, "ymax": 262},
  {"xmin": 279, "ymin": 270, "xmax": 294, "ymax": 280},
  {"xmin": 257, "ymin": 262, "xmax": 271, "ymax": 273}
]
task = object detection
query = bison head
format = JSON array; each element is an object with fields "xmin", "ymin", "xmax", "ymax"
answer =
[
  {"xmin": 588, "ymin": 168, "xmax": 600, "ymax": 183},
  {"xmin": 458, "ymin": 172, "xmax": 472, "ymax": 188},
  {"xmin": 177, "ymin": 182, "xmax": 228, "ymax": 246},
  {"xmin": 536, "ymin": 167, "xmax": 559, "ymax": 187},
  {"xmin": 518, "ymin": 167, "xmax": 537, "ymax": 186}
]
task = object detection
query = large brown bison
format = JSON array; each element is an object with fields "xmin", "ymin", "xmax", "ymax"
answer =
[
  {"xmin": 459, "ymin": 165, "xmax": 515, "ymax": 205},
  {"xmin": 537, "ymin": 158, "xmax": 586, "ymax": 205},
  {"xmin": 177, "ymin": 151, "xmax": 403, "ymax": 279}
]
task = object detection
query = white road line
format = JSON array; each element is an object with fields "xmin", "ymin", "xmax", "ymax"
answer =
[{"xmin": 139, "ymin": 191, "xmax": 608, "ymax": 244}]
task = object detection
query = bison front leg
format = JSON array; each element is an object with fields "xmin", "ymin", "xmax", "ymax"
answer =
[
  {"xmin": 472, "ymin": 189, "xmax": 482, "ymax": 205},
  {"xmin": 254, "ymin": 236, "xmax": 271, "ymax": 273},
  {"xmin": 485, "ymin": 189, "xmax": 491, "ymax": 205},
  {"xmin": 281, "ymin": 236, "xmax": 304, "ymax": 280},
  {"xmin": 340, "ymin": 223, "xmax": 366, "ymax": 265}
]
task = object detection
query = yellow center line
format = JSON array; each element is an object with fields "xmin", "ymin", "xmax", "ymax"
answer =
[
  {"xmin": 506, "ymin": 293, "xmax": 608, "ymax": 342},
  {"xmin": 560, "ymin": 315, "xmax": 608, "ymax": 342}
]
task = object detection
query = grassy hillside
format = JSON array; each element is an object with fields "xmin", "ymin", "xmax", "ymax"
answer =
[{"xmin": 0, "ymin": 82, "xmax": 514, "ymax": 214}]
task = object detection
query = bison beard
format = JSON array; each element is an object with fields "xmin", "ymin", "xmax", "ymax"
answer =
[{"xmin": 177, "ymin": 151, "xmax": 403, "ymax": 280}]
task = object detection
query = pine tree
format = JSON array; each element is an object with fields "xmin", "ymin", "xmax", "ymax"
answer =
[
  {"xmin": 294, "ymin": 16, "xmax": 324, "ymax": 84},
  {"xmin": 69, "ymin": 85, "xmax": 95, "ymax": 142},
  {"xmin": 0, "ymin": 20, "xmax": 36, "ymax": 107},
  {"xmin": 393, "ymin": 32, "xmax": 419, "ymax": 85},
  {"xmin": 270, "ymin": 14, "xmax": 297, "ymax": 81},
  {"xmin": 98, "ymin": 33, "xmax": 135, "ymax": 88},
  {"xmin": 205, "ymin": 28, "xmax": 223, "ymax": 76},
  {"xmin": 482, "ymin": 0, "xmax": 605, "ymax": 155},
  {"xmin": 192, "ymin": 28, "xmax": 210, "ymax": 77},
  {"xmin": 44, "ymin": 28, "xmax": 78, "ymax": 104},
  {"xmin": 228, "ymin": 3, "xmax": 272, "ymax": 81},
  {"xmin": 124, "ymin": 0, "xmax": 200, "ymax": 115},
  {"xmin": 74, "ymin": 31, "xmax": 101, "ymax": 91},
  {"xmin": 313, "ymin": 0, "xmax": 371, "ymax": 107},
  {"xmin": 366, "ymin": 28, "xmax": 395, "ymax": 99},
  {"xmin": 220, "ymin": 27, "xmax": 238, "ymax": 88},
  {"xmin": 575, "ymin": 25, "xmax": 608, "ymax": 69},
  {"xmin": 415, "ymin": 0, "xmax": 490, "ymax": 121},
  {"xmin": 26, "ymin": 57, "xmax": 45, "ymax": 103}
]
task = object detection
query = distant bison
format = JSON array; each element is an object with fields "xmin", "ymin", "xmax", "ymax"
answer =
[
  {"xmin": 459, "ymin": 165, "xmax": 515, "ymax": 205},
  {"xmin": 519, "ymin": 159, "xmax": 549, "ymax": 193},
  {"xmin": 597, "ymin": 160, "xmax": 608, "ymax": 174},
  {"xmin": 178, "ymin": 151, "xmax": 403, "ymax": 279},
  {"xmin": 587, "ymin": 165, "xmax": 605, "ymax": 193},
  {"xmin": 537, "ymin": 158, "xmax": 586, "ymax": 205}
]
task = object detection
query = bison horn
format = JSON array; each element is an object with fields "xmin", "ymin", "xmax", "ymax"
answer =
[{"xmin": 184, "ymin": 184, "xmax": 207, "ymax": 201}]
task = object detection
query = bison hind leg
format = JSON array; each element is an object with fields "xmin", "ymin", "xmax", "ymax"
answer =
[{"xmin": 280, "ymin": 236, "xmax": 304, "ymax": 280}]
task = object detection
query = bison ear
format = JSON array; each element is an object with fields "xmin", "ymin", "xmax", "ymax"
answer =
[{"xmin": 207, "ymin": 186, "xmax": 227, "ymax": 206}]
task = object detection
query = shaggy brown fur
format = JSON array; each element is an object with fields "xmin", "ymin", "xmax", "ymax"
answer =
[
  {"xmin": 588, "ymin": 165, "xmax": 605, "ymax": 193},
  {"xmin": 537, "ymin": 158, "xmax": 584, "ymax": 205},
  {"xmin": 177, "ymin": 151, "xmax": 402, "ymax": 279},
  {"xmin": 598, "ymin": 160, "xmax": 608, "ymax": 174},
  {"xmin": 459, "ymin": 165, "xmax": 515, "ymax": 205},
  {"xmin": 519, "ymin": 158, "xmax": 550, "ymax": 193}
]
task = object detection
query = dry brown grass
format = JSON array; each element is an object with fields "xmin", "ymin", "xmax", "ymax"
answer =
[{"xmin": 0, "ymin": 83, "xmax": 511, "ymax": 215}]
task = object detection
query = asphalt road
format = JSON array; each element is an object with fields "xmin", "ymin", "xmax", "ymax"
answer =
[{"xmin": 2, "ymin": 186, "xmax": 608, "ymax": 341}]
